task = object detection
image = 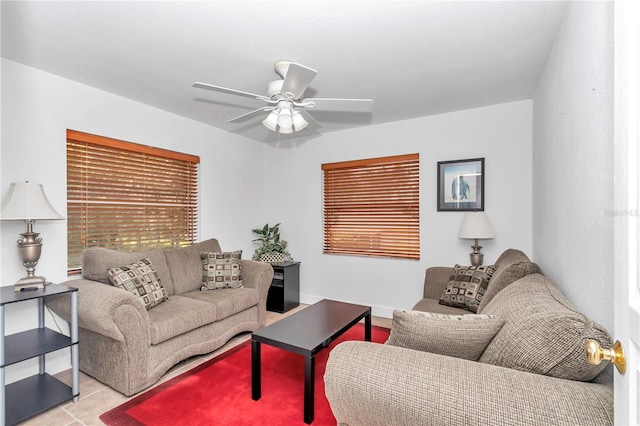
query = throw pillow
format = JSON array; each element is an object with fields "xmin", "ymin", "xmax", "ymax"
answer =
[
  {"xmin": 386, "ymin": 310, "xmax": 505, "ymax": 361},
  {"xmin": 201, "ymin": 251, "xmax": 243, "ymax": 290},
  {"xmin": 439, "ymin": 264, "xmax": 495, "ymax": 312},
  {"xmin": 107, "ymin": 258, "xmax": 169, "ymax": 310}
]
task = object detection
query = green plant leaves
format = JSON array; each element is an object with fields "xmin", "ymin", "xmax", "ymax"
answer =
[{"xmin": 251, "ymin": 222, "xmax": 291, "ymax": 261}]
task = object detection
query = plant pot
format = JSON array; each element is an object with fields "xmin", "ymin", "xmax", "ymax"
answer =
[{"xmin": 260, "ymin": 252, "xmax": 288, "ymax": 263}]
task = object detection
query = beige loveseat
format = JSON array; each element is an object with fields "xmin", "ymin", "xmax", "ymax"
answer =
[
  {"xmin": 48, "ymin": 238, "xmax": 273, "ymax": 396},
  {"xmin": 325, "ymin": 249, "xmax": 614, "ymax": 425}
]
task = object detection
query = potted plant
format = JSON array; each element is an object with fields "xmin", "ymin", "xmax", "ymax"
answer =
[{"xmin": 251, "ymin": 223, "xmax": 292, "ymax": 262}]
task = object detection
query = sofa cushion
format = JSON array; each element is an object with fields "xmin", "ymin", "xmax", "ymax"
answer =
[
  {"xmin": 163, "ymin": 239, "xmax": 222, "ymax": 295},
  {"xmin": 386, "ymin": 310, "xmax": 504, "ymax": 361},
  {"xmin": 412, "ymin": 297, "xmax": 470, "ymax": 315},
  {"xmin": 201, "ymin": 251, "xmax": 243, "ymax": 290},
  {"xmin": 439, "ymin": 264, "xmax": 495, "ymax": 312},
  {"xmin": 107, "ymin": 258, "xmax": 169, "ymax": 310},
  {"xmin": 477, "ymin": 249, "xmax": 541, "ymax": 313},
  {"xmin": 82, "ymin": 246, "xmax": 175, "ymax": 295},
  {"xmin": 180, "ymin": 287, "xmax": 259, "ymax": 321},
  {"xmin": 493, "ymin": 248, "xmax": 531, "ymax": 267},
  {"xmin": 147, "ymin": 295, "xmax": 218, "ymax": 345},
  {"xmin": 479, "ymin": 273, "xmax": 613, "ymax": 381}
]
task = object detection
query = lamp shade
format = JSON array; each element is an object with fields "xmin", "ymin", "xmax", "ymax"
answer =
[
  {"xmin": 277, "ymin": 107, "xmax": 293, "ymax": 129},
  {"xmin": 262, "ymin": 110, "xmax": 279, "ymax": 132},
  {"xmin": 458, "ymin": 211, "xmax": 493, "ymax": 239},
  {"xmin": 292, "ymin": 109, "xmax": 309, "ymax": 131},
  {"xmin": 0, "ymin": 182, "xmax": 64, "ymax": 221}
]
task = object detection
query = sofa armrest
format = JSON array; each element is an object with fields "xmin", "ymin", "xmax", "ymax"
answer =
[
  {"xmin": 422, "ymin": 266, "xmax": 453, "ymax": 300},
  {"xmin": 325, "ymin": 341, "xmax": 613, "ymax": 426},
  {"xmin": 240, "ymin": 259, "xmax": 274, "ymax": 327},
  {"xmin": 46, "ymin": 279, "xmax": 150, "ymax": 343}
]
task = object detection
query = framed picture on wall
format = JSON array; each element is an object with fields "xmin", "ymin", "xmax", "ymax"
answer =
[{"xmin": 437, "ymin": 158, "xmax": 484, "ymax": 211}]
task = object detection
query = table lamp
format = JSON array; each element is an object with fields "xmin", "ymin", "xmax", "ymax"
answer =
[
  {"xmin": 0, "ymin": 181, "xmax": 64, "ymax": 291},
  {"xmin": 458, "ymin": 211, "xmax": 494, "ymax": 266}
]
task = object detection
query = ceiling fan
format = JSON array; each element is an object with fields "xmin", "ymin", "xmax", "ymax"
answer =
[{"xmin": 193, "ymin": 60, "xmax": 373, "ymax": 134}]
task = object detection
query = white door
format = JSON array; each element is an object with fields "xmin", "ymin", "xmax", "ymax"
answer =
[{"xmin": 613, "ymin": 0, "xmax": 639, "ymax": 423}]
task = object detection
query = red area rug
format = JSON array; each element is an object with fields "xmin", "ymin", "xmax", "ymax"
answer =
[{"xmin": 100, "ymin": 324, "xmax": 389, "ymax": 426}]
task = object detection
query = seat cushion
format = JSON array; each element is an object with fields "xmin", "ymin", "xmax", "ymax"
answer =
[
  {"xmin": 386, "ymin": 310, "xmax": 504, "ymax": 361},
  {"xmin": 148, "ymin": 295, "xmax": 218, "ymax": 345},
  {"xmin": 479, "ymin": 274, "xmax": 613, "ymax": 382},
  {"xmin": 412, "ymin": 297, "xmax": 470, "ymax": 316},
  {"xmin": 180, "ymin": 287, "xmax": 259, "ymax": 321}
]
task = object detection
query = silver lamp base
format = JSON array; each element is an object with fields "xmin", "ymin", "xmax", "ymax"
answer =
[
  {"xmin": 14, "ymin": 276, "xmax": 46, "ymax": 291},
  {"xmin": 469, "ymin": 239, "xmax": 484, "ymax": 266},
  {"xmin": 14, "ymin": 220, "xmax": 48, "ymax": 291}
]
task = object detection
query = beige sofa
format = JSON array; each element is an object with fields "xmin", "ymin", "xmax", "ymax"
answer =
[
  {"xmin": 47, "ymin": 238, "xmax": 273, "ymax": 396},
  {"xmin": 325, "ymin": 249, "xmax": 614, "ymax": 425}
]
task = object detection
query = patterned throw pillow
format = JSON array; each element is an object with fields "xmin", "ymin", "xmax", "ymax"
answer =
[
  {"xmin": 386, "ymin": 310, "xmax": 505, "ymax": 361},
  {"xmin": 439, "ymin": 264, "xmax": 495, "ymax": 312},
  {"xmin": 201, "ymin": 251, "xmax": 243, "ymax": 290},
  {"xmin": 107, "ymin": 258, "xmax": 169, "ymax": 310}
]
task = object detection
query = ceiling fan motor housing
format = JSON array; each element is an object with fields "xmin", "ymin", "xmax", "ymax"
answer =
[
  {"xmin": 267, "ymin": 80, "xmax": 284, "ymax": 98},
  {"xmin": 274, "ymin": 60, "xmax": 292, "ymax": 79}
]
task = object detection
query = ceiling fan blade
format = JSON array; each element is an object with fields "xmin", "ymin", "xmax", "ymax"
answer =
[
  {"xmin": 193, "ymin": 82, "xmax": 271, "ymax": 102},
  {"xmin": 304, "ymin": 98, "xmax": 373, "ymax": 112},
  {"xmin": 228, "ymin": 106, "xmax": 275, "ymax": 123},
  {"xmin": 296, "ymin": 108, "xmax": 321, "ymax": 130},
  {"xmin": 281, "ymin": 63, "xmax": 318, "ymax": 100}
]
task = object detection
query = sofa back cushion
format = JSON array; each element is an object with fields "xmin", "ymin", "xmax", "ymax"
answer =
[
  {"xmin": 82, "ymin": 247, "xmax": 175, "ymax": 295},
  {"xmin": 163, "ymin": 238, "xmax": 222, "ymax": 295},
  {"xmin": 477, "ymin": 249, "xmax": 541, "ymax": 313},
  {"xmin": 493, "ymin": 248, "xmax": 530, "ymax": 267},
  {"xmin": 479, "ymin": 273, "xmax": 612, "ymax": 382}
]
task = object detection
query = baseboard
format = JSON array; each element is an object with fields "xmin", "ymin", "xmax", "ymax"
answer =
[{"xmin": 300, "ymin": 294, "xmax": 394, "ymax": 319}]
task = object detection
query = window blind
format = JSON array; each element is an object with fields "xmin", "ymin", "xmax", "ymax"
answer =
[
  {"xmin": 322, "ymin": 153, "xmax": 420, "ymax": 260},
  {"xmin": 66, "ymin": 129, "xmax": 199, "ymax": 273}
]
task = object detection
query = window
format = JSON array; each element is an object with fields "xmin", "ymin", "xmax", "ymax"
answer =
[
  {"xmin": 66, "ymin": 129, "xmax": 199, "ymax": 273},
  {"xmin": 322, "ymin": 153, "xmax": 420, "ymax": 260}
]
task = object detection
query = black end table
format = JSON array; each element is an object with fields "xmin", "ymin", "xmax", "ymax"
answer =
[
  {"xmin": 266, "ymin": 261, "xmax": 300, "ymax": 313},
  {"xmin": 1, "ymin": 284, "xmax": 79, "ymax": 426}
]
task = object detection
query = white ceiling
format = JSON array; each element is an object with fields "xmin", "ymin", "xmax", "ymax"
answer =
[{"xmin": 1, "ymin": 1, "xmax": 569, "ymax": 143}]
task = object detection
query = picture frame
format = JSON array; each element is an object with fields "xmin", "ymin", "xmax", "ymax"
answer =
[{"xmin": 437, "ymin": 158, "xmax": 484, "ymax": 211}]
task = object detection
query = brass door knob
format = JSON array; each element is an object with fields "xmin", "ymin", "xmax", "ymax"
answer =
[{"xmin": 585, "ymin": 339, "xmax": 626, "ymax": 374}]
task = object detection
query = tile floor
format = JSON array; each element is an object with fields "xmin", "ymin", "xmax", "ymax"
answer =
[{"xmin": 18, "ymin": 305, "xmax": 391, "ymax": 425}]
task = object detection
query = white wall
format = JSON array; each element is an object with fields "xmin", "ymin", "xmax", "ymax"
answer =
[
  {"xmin": 532, "ymin": 1, "xmax": 614, "ymax": 332},
  {"xmin": 0, "ymin": 61, "xmax": 535, "ymax": 380},
  {"xmin": 0, "ymin": 59, "xmax": 268, "ymax": 382},
  {"xmin": 263, "ymin": 100, "xmax": 533, "ymax": 317}
]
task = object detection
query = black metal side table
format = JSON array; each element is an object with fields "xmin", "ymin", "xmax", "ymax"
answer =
[{"xmin": 0, "ymin": 284, "xmax": 79, "ymax": 426}]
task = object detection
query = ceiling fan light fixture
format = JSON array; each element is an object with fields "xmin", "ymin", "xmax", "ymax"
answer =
[
  {"xmin": 292, "ymin": 109, "xmax": 308, "ymax": 131},
  {"xmin": 277, "ymin": 106, "xmax": 293, "ymax": 129},
  {"xmin": 262, "ymin": 110, "xmax": 279, "ymax": 131},
  {"xmin": 278, "ymin": 123, "xmax": 294, "ymax": 134}
]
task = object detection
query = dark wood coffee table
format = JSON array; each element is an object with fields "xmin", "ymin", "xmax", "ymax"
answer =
[{"xmin": 251, "ymin": 299, "xmax": 371, "ymax": 424}]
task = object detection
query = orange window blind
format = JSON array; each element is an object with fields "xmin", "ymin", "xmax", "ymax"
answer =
[
  {"xmin": 322, "ymin": 153, "xmax": 420, "ymax": 260},
  {"xmin": 66, "ymin": 129, "xmax": 200, "ymax": 273}
]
